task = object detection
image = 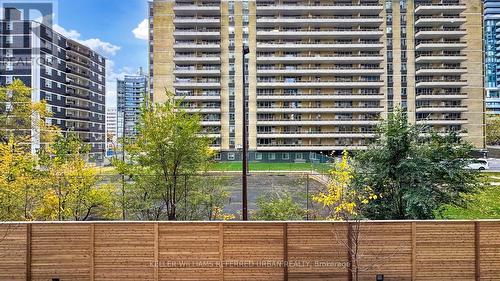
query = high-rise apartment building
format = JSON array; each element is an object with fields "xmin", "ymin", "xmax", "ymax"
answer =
[
  {"xmin": 485, "ymin": 0, "xmax": 500, "ymax": 114},
  {"xmin": 117, "ymin": 73, "xmax": 148, "ymax": 140},
  {"xmin": 105, "ymin": 107, "xmax": 118, "ymax": 155},
  {"xmin": 150, "ymin": 0, "xmax": 484, "ymax": 161},
  {"xmin": 1, "ymin": 8, "xmax": 107, "ymax": 161}
]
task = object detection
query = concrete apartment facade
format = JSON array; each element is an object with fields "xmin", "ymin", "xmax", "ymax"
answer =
[
  {"xmin": 0, "ymin": 8, "xmax": 107, "ymax": 161},
  {"xmin": 485, "ymin": 0, "xmax": 500, "ymax": 114},
  {"xmin": 149, "ymin": 0, "xmax": 485, "ymax": 161},
  {"xmin": 117, "ymin": 74, "xmax": 148, "ymax": 140}
]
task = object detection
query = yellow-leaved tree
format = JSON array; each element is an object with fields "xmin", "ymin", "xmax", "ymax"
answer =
[
  {"xmin": 36, "ymin": 134, "xmax": 119, "ymax": 221},
  {"xmin": 313, "ymin": 151, "xmax": 378, "ymax": 281}
]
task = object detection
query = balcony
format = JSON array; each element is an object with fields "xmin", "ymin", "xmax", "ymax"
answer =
[
  {"xmin": 415, "ymin": 66, "xmax": 467, "ymax": 75},
  {"xmin": 415, "ymin": 28, "xmax": 466, "ymax": 39},
  {"xmin": 256, "ymin": 42, "xmax": 384, "ymax": 51},
  {"xmin": 256, "ymin": 144, "xmax": 368, "ymax": 151},
  {"xmin": 257, "ymin": 118, "xmax": 379, "ymax": 126},
  {"xmin": 415, "ymin": 79, "xmax": 467, "ymax": 88},
  {"xmin": 256, "ymin": 131, "xmax": 376, "ymax": 139},
  {"xmin": 414, "ymin": 3, "xmax": 466, "ymax": 15},
  {"xmin": 173, "ymin": 29, "xmax": 220, "ymax": 39},
  {"xmin": 173, "ymin": 68, "xmax": 220, "ymax": 76},
  {"xmin": 173, "ymin": 56, "xmax": 220, "ymax": 64},
  {"xmin": 256, "ymin": 67, "xmax": 384, "ymax": 76},
  {"xmin": 256, "ymin": 16, "xmax": 383, "ymax": 27},
  {"xmin": 415, "ymin": 105, "xmax": 467, "ymax": 113},
  {"xmin": 201, "ymin": 120, "xmax": 221, "ymax": 126},
  {"xmin": 256, "ymin": 55, "xmax": 383, "ymax": 63},
  {"xmin": 66, "ymin": 44, "xmax": 91, "ymax": 57},
  {"xmin": 174, "ymin": 94, "xmax": 221, "ymax": 101},
  {"xmin": 66, "ymin": 80, "xmax": 90, "ymax": 89},
  {"xmin": 173, "ymin": 17, "xmax": 220, "ymax": 27},
  {"xmin": 416, "ymin": 92, "xmax": 468, "ymax": 100},
  {"xmin": 182, "ymin": 106, "xmax": 221, "ymax": 113},
  {"xmin": 256, "ymin": 93, "xmax": 384, "ymax": 101},
  {"xmin": 173, "ymin": 42, "xmax": 220, "ymax": 51},
  {"xmin": 173, "ymin": 5, "xmax": 220, "ymax": 16},
  {"xmin": 256, "ymin": 4, "xmax": 383, "ymax": 16},
  {"xmin": 66, "ymin": 99, "xmax": 90, "ymax": 110},
  {"xmin": 256, "ymin": 80, "xmax": 384, "ymax": 88},
  {"xmin": 415, "ymin": 54, "xmax": 466, "ymax": 63},
  {"xmin": 173, "ymin": 81, "xmax": 221, "ymax": 89},
  {"xmin": 257, "ymin": 30, "xmax": 383, "ymax": 40},
  {"xmin": 415, "ymin": 118, "xmax": 468, "ymax": 125},
  {"xmin": 66, "ymin": 88, "xmax": 90, "ymax": 99},
  {"xmin": 415, "ymin": 41, "xmax": 467, "ymax": 51},
  {"xmin": 415, "ymin": 16, "xmax": 466, "ymax": 27},
  {"xmin": 257, "ymin": 106, "xmax": 384, "ymax": 114},
  {"xmin": 67, "ymin": 68, "xmax": 91, "ymax": 80}
]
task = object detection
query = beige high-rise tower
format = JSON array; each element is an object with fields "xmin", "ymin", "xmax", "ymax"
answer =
[{"xmin": 149, "ymin": 0, "xmax": 484, "ymax": 161}]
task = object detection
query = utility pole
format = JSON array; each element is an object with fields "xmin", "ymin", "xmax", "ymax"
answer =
[{"xmin": 242, "ymin": 45, "xmax": 249, "ymax": 221}]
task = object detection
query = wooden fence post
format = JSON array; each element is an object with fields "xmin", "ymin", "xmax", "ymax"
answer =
[
  {"xmin": 90, "ymin": 223, "xmax": 95, "ymax": 281},
  {"xmin": 219, "ymin": 223, "xmax": 224, "ymax": 281},
  {"xmin": 154, "ymin": 223, "xmax": 159, "ymax": 281},
  {"xmin": 475, "ymin": 221, "xmax": 481, "ymax": 281},
  {"xmin": 411, "ymin": 222, "xmax": 416, "ymax": 281},
  {"xmin": 283, "ymin": 223, "xmax": 288, "ymax": 281},
  {"xmin": 347, "ymin": 222, "xmax": 352, "ymax": 281},
  {"xmin": 26, "ymin": 224, "xmax": 31, "ymax": 281}
]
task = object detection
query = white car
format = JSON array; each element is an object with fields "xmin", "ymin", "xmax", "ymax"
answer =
[{"xmin": 467, "ymin": 159, "xmax": 489, "ymax": 171}]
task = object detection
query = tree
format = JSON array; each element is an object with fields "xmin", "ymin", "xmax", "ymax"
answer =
[
  {"xmin": 355, "ymin": 108, "xmax": 482, "ymax": 220},
  {"xmin": 253, "ymin": 192, "xmax": 306, "ymax": 220},
  {"xmin": 0, "ymin": 138, "xmax": 45, "ymax": 221},
  {"xmin": 0, "ymin": 79, "xmax": 56, "ymax": 147},
  {"xmin": 116, "ymin": 92, "xmax": 218, "ymax": 220},
  {"xmin": 37, "ymin": 134, "xmax": 119, "ymax": 221},
  {"xmin": 486, "ymin": 114, "xmax": 500, "ymax": 146},
  {"xmin": 313, "ymin": 151, "xmax": 378, "ymax": 281}
]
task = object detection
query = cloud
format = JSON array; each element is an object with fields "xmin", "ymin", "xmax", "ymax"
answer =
[
  {"xmin": 53, "ymin": 24, "xmax": 121, "ymax": 57},
  {"xmin": 105, "ymin": 60, "xmax": 140, "ymax": 107},
  {"xmin": 132, "ymin": 19, "xmax": 149, "ymax": 40}
]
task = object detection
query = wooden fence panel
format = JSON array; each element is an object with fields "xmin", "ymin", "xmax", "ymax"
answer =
[
  {"xmin": 0, "ymin": 221, "xmax": 499, "ymax": 280},
  {"xmin": 479, "ymin": 221, "xmax": 500, "ymax": 280},
  {"xmin": 287, "ymin": 223, "xmax": 349, "ymax": 281},
  {"xmin": 94, "ymin": 223, "xmax": 155, "ymax": 281},
  {"xmin": 416, "ymin": 222, "xmax": 476, "ymax": 281},
  {"xmin": 30, "ymin": 224, "xmax": 91, "ymax": 281},
  {"xmin": 158, "ymin": 223, "xmax": 221, "ymax": 281},
  {"xmin": 356, "ymin": 222, "xmax": 412, "ymax": 281},
  {"xmin": 223, "ymin": 223, "xmax": 285, "ymax": 281},
  {"xmin": 0, "ymin": 224, "xmax": 26, "ymax": 281}
]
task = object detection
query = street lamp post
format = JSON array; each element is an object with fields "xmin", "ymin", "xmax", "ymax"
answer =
[{"xmin": 242, "ymin": 45, "xmax": 250, "ymax": 221}]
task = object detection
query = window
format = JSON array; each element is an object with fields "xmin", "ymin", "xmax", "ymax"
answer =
[
  {"xmin": 228, "ymin": 152, "xmax": 235, "ymax": 160},
  {"xmin": 6, "ymin": 35, "xmax": 14, "ymax": 44},
  {"xmin": 6, "ymin": 76, "xmax": 13, "ymax": 84},
  {"xmin": 45, "ymin": 67, "xmax": 52, "ymax": 75},
  {"xmin": 45, "ymin": 80, "xmax": 52, "ymax": 88},
  {"xmin": 282, "ymin": 153, "xmax": 290, "ymax": 160},
  {"xmin": 295, "ymin": 153, "xmax": 303, "ymax": 160},
  {"xmin": 6, "ymin": 49, "xmax": 13, "ymax": 57},
  {"xmin": 269, "ymin": 153, "xmax": 276, "ymax": 161},
  {"xmin": 6, "ymin": 22, "xmax": 13, "ymax": 31},
  {"xmin": 45, "ymin": 93, "xmax": 52, "ymax": 101},
  {"xmin": 214, "ymin": 153, "xmax": 221, "ymax": 161},
  {"xmin": 255, "ymin": 152, "xmax": 262, "ymax": 160},
  {"xmin": 6, "ymin": 62, "xmax": 13, "ymax": 71}
]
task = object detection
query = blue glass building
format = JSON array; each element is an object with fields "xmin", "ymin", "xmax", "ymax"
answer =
[{"xmin": 485, "ymin": 0, "xmax": 500, "ymax": 114}]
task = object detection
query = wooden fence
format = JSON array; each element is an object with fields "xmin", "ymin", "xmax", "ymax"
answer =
[{"xmin": 0, "ymin": 221, "xmax": 499, "ymax": 281}]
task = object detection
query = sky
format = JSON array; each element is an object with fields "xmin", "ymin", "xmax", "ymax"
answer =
[{"xmin": 55, "ymin": 0, "xmax": 150, "ymax": 107}]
